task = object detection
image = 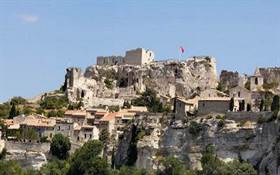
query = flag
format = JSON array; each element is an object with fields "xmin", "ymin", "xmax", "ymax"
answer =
[{"xmin": 179, "ymin": 46, "xmax": 185, "ymax": 54}]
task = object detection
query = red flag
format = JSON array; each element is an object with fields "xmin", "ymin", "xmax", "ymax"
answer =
[{"xmin": 179, "ymin": 46, "xmax": 185, "ymax": 54}]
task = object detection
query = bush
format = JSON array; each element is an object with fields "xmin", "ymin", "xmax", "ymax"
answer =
[
  {"xmin": 189, "ymin": 121, "xmax": 203, "ymax": 136},
  {"xmin": 104, "ymin": 78, "xmax": 114, "ymax": 89},
  {"xmin": 108, "ymin": 105, "xmax": 120, "ymax": 112},
  {"xmin": 131, "ymin": 88, "xmax": 168, "ymax": 113},
  {"xmin": 10, "ymin": 96, "xmax": 27, "ymax": 105},
  {"xmin": 40, "ymin": 96, "xmax": 68, "ymax": 110},
  {"xmin": 0, "ymin": 103, "xmax": 11, "ymax": 118},
  {"xmin": 215, "ymin": 115, "xmax": 224, "ymax": 120}
]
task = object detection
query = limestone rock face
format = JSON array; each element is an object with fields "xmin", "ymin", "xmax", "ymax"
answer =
[
  {"xmin": 114, "ymin": 113, "xmax": 280, "ymax": 174},
  {"xmin": 65, "ymin": 57, "xmax": 218, "ymax": 107},
  {"xmin": 259, "ymin": 67, "xmax": 280, "ymax": 91}
]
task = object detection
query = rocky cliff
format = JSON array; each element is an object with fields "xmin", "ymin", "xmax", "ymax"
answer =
[
  {"xmin": 114, "ymin": 112, "xmax": 280, "ymax": 175},
  {"xmin": 65, "ymin": 57, "xmax": 218, "ymax": 107}
]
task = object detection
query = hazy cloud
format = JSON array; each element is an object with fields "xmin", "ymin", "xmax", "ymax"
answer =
[{"xmin": 19, "ymin": 14, "xmax": 39, "ymax": 23}]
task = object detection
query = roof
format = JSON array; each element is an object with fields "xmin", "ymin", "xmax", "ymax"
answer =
[
  {"xmin": 199, "ymin": 97, "xmax": 231, "ymax": 102},
  {"xmin": 95, "ymin": 112, "xmax": 107, "ymax": 116},
  {"xmin": 100, "ymin": 112, "xmax": 119, "ymax": 122},
  {"xmin": 8, "ymin": 115, "xmax": 56, "ymax": 128},
  {"xmin": 176, "ymin": 97, "xmax": 195, "ymax": 105},
  {"xmin": 8, "ymin": 124, "xmax": 20, "ymax": 130},
  {"xmin": 64, "ymin": 110, "xmax": 86, "ymax": 117},
  {"xmin": 86, "ymin": 108, "xmax": 107, "ymax": 113}
]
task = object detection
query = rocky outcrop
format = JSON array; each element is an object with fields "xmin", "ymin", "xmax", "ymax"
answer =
[
  {"xmin": 219, "ymin": 70, "xmax": 240, "ymax": 90},
  {"xmin": 65, "ymin": 57, "xmax": 218, "ymax": 107},
  {"xmin": 114, "ymin": 112, "xmax": 280, "ymax": 174},
  {"xmin": 259, "ymin": 67, "xmax": 280, "ymax": 90}
]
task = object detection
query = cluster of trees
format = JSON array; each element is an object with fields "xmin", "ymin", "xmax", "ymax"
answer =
[{"xmin": 132, "ymin": 88, "xmax": 171, "ymax": 113}]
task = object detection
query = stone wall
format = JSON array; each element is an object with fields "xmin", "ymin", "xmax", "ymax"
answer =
[{"xmin": 198, "ymin": 100, "xmax": 230, "ymax": 115}]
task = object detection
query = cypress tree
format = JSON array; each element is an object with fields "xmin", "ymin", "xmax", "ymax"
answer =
[
  {"xmin": 229, "ymin": 98, "xmax": 234, "ymax": 111},
  {"xmin": 9, "ymin": 103, "xmax": 19, "ymax": 118},
  {"xmin": 271, "ymin": 95, "xmax": 280, "ymax": 112}
]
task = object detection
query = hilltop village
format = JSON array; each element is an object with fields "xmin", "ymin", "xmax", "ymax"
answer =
[{"xmin": 1, "ymin": 48, "xmax": 280, "ymax": 174}]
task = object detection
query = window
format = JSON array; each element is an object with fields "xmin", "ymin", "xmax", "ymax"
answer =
[
  {"xmin": 84, "ymin": 134, "xmax": 86, "ymax": 139},
  {"xmin": 255, "ymin": 77, "xmax": 258, "ymax": 85},
  {"xmin": 238, "ymin": 91, "xmax": 241, "ymax": 97}
]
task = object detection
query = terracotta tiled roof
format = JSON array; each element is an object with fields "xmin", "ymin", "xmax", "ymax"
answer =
[
  {"xmin": 64, "ymin": 110, "xmax": 86, "ymax": 117},
  {"xmin": 100, "ymin": 112, "xmax": 119, "ymax": 122},
  {"xmin": 199, "ymin": 97, "xmax": 231, "ymax": 101}
]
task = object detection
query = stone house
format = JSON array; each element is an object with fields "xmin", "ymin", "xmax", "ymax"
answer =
[
  {"xmin": 53, "ymin": 118, "xmax": 74, "ymax": 138},
  {"xmin": 198, "ymin": 97, "xmax": 231, "ymax": 115},
  {"xmin": 5, "ymin": 115, "xmax": 56, "ymax": 140},
  {"xmin": 64, "ymin": 110, "xmax": 87, "ymax": 126},
  {"xmin": 73, "ymin": 124, "xmax": 99, "ymax": 143},
  {"xmin": 229, "ymin": 86, "xmax": 251, "ymax": 111},
  {"xmin": 175, "ymin": 97, "xmax": 196, "ymax": 118}
]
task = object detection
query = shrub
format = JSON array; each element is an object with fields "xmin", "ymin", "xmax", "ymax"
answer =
[
  {"xmin": 108, "ymin": 105, "xmax": 120, "ymax": 112},
  {"xmin": 217, "ymin": 119, "xmax": 225, "ymax": 129},
  {"xmin": 104, "ymin": 78, "xmax": 114, "ymax": 89},
  {"xmin": 215, "ymin": 115, "xmax": 224, "ymax": 120},
  {"xmin": 189, "ymin": 121, "xmax": 203, "ymax": 136},
  {"xmin": 10, "ymin": 96, "xmax": 27, "ymax": 105},
  {"xmin": 40, "ymin": 96, "xmax": 68, "ymax": 110}
]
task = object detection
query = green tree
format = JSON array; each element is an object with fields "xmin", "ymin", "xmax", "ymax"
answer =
[
  {"xmin": 216, "ymin": 82, "xmax": 226, "ymax": 92},
  {"xmin": 67, "ymin": 140, "xmax": 108, "ymax": 175},
  {"xmin": 189, "ymin": 121, "xmax": 203, "ymax": 136},
  {"xmin": 50, "ymin": 134, "xmax": 71, "ymax": 160},
  {"xmin": 10, "ymin": 96, "xmax": 27, "ymax": 105},
  {"xmin": 9, "ymin": 103, "xmax": 19, "ymax": 119},
  {"xmin": 271, "ymin": 95, "xmax": 280, "ymax": 112},
  {"xmin": 40, "ymin": 96, "xmax": 69, "ymax": 110},
  {"xmin": 260, "ymin": 99, "xmax": 264, "ymax": 111},
  {"xmin": 0, "ymin": 103, "xmax": 11, "ymax": 118},
  {"xmin": 22, "ymin": 106, "xmax": 33, "ymax": 115},
  {"xmin": 99, "ymin": 128, "xmax": 109, "ymax": 145},
  {"xmin": 40, "ymin": 159, "xmax": 70, "ymax": 175},
  {"xmin": 0, "ymin": 160, "xmax": 26, "ymax": 175},
  {"xmin": 131, "ymin": 88, "xmax": 168, "ymax": 113},
  {"xmin": 160, "ymin": 157, "xmax": 187, "ymax": 175}
]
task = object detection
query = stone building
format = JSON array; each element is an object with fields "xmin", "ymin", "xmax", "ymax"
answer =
[
  {"xmin": 198, "ymin": 97, "xmax": 231, "ymax": 115},
  {"xmin": 96, "ymin": 56, "xmax": 124, "ymax": 66},
  {"xmin": 250, "ymin": 68, "xmax": 264, "ymax": 91},
  {"xmin": 123, "ymin": 48, "xmax": 154, "ymax": 65},
  {"xmin": 175, "ymin": 97, "xmax": 196, "ymax": 118},
  {"xmin": 229, "ymin": 86, "xmax": 251, "ymax": 103},
  {"xmin": 97, "ymin": 48, "xmax": 154, "ymax": 66}
]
